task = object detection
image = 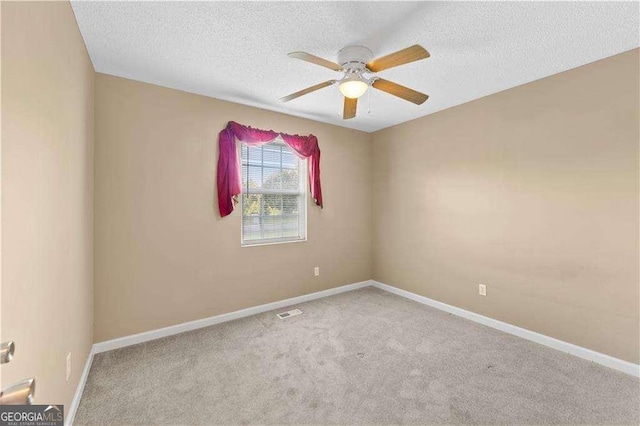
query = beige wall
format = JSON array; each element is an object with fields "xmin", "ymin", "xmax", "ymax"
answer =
[
  {"xmin": 372, "ymin": 49, "xmax": 640, "ymax": 363},
  {"xmin": 1, "ymin": 1, "xmax": 94, "ymax": 408},
  {"xmin": 93, "ymin": 74, "xmax": 372, "ymax": 342},
  {"xmin": 94, "ymin": 51, "xmax": 639, "ymax": 362}
]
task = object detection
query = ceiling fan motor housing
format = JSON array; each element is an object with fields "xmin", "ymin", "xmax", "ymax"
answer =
[{"xmin": 337, "ymin": 45, "xmax": 373, "ymax": 72}]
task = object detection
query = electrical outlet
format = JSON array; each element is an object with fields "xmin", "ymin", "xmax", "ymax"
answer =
[
  {"xmin": 314, "ymin": 266, "xmax": 320, "ymax": 277},
  {"xmin": 66, "ymin": 352, "xmax": 72, "ymax": 382},
  {"xmin": 478, "ymin": 284, "xmax": 487, "ymax": 296}
]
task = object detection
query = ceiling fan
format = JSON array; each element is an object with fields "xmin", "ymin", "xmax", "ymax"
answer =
[{"xmin": 280, "ymin": 45, "xmax": 430, "ymax": 120}]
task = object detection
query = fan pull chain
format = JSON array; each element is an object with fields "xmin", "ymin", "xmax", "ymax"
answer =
[{"xmin": 367, "ymin": 86, "xmax": 371, "ymax": 114}]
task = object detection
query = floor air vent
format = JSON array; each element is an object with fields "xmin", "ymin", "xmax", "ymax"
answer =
[{"xmin": 277, "ymin": 309, "xmax": 302, "ymax": 319}]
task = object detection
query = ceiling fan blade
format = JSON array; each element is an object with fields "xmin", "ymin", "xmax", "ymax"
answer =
[
  {"xmin": 372, "ymin": 78, "xmax": 428, "ymax": 105},
  {"xmin": 343, "ymin": 97, "xmax": 357, "ymax": 120},
  {"xmin": 366, "ymin": 45, "xmax": 430, "ymax": 72},
  {"xmin": 288, "ymin": 51, "xmax": 343, "ymax": 71},
  {"xmin": 280, "ymin": 80, "xmax": 336, "ymax": 102}
]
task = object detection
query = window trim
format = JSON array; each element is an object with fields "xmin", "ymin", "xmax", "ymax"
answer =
[{"xmin": 239, "ymin": 139, "xmax": 308, "ymax": 247}]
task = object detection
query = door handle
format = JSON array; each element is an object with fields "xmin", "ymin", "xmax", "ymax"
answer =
[
  {"xmin": 0, "ymin": 378, "xmax": 36, "ymax": 405},
  {"xmin": 1, "ymin": 341, "xmax": 15, "ymax": 364}
]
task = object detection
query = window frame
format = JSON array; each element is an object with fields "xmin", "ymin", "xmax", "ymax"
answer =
[{"xmin": 239, "ymin": 138, "xmax": 308, "ymax": 247}]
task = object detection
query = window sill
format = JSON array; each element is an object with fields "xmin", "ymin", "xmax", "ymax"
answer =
[{"xmin": 241, "ymin": 237, "xmax": 307, "ymax": 248}]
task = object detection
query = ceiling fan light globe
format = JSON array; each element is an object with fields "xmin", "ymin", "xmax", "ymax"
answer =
[{"xmin": 339, "ymin": 80, "xmax": 368, "ymax": 99}]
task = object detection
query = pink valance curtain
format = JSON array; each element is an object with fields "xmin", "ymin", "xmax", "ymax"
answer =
[{"xmin": 217, "ymin": 121, "xmax": 323, "ymax": 217}]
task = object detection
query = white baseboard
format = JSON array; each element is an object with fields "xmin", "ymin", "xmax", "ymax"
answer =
[
  {"xmin": 93, "ymin": 280, "xmax": 372, "ymax": 354},
  {"xmin": 79, "ymin": 275, "xmax": 637, "ymax": 426},
  {"xmin": 371, "ymin": 280, "xmax": 640, "ymax": 378},
  {"xmin": 66, "ymin": 346, "xmax": 94, "ymax": 426}
]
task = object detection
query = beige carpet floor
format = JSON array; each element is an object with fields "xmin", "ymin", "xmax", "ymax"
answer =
[{"xmin": 75, "ymin": 287, "xmax": 639, "ymax": 425}]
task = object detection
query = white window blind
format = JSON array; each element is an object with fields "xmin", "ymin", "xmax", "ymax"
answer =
[{"xmin": 240, "ymin": 138, "xmax": 307, "ymax": 246}]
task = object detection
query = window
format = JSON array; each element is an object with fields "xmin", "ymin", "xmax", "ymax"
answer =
[{"xmin": 241, "ymin": 138, "xmax": 307, "ymax": 246}]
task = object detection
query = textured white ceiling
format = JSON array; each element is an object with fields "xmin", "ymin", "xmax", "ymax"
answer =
[{"xmin": 71, "ymin": 1, "xmax": 639, "ymax": 133}]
